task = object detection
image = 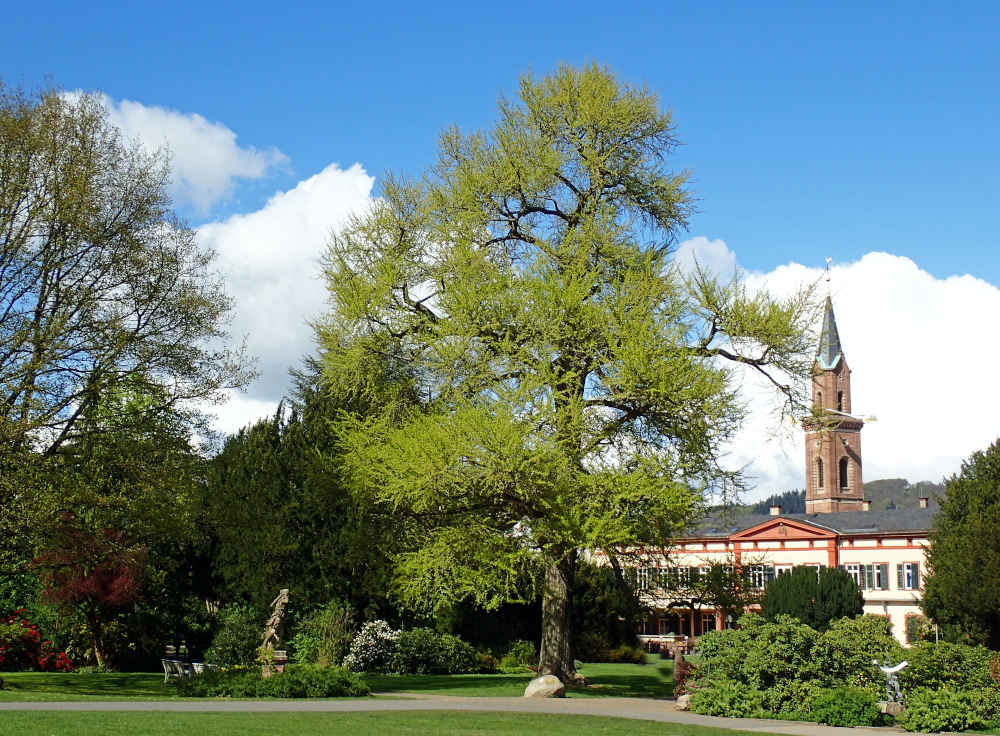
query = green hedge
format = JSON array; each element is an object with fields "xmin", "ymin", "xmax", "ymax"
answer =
[
  {"xmin": 174, "ymin": 665, "xmax": 370, "ymax": 698},
  {"xmin": 896, "ymin": 687, "xmax": 999, "ymax": 733}
]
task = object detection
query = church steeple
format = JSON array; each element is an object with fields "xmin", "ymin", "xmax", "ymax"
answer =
[
  {"xmin": 816, "ymin": 296, "xmax": 843, "ymax": 371},
  {"xmin": 804, "ymin": 295, "xmax": 864, "ymax": 513}
]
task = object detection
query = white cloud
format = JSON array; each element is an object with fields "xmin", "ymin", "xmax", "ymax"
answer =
[
  {"xmin": 673, "ymin": 236, "xmax": 737, "ymax": 280},
  {"xmin": 197, "ymin": 162, "xmax": 375, "ymax": 430},
  {"xmin": 684, "ymin": 238, "xmax": 1000, "ymax": 499},
  {"xmin": 89, "ymin": 93, "xmax": 288, "ymax": 212}
]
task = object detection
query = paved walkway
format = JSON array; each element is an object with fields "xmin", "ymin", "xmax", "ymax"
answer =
[{"xmin": 0, "ymin": 692, "xmax": 936, "ymax": 736}]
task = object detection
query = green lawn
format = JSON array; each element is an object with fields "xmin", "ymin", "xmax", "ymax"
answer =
[
  {"xmin": 1, "ymin": 661, "xmax": 675, "ymax": 701},
  {"xmin": 0, "ymin": 712, "xmax": 765, "ymax": 736},
  {"xmin": 365, "ymin": 661, "xmax": 674, "ymax": 698},
  {"xmin": 0, "ymin": 671, "xmax": 172, "ymax": 701}
]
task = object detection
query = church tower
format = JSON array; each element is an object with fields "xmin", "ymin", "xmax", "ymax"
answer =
[{"xmin": 804, "ymin": 296, "xmax": 864, "ymax": 513}]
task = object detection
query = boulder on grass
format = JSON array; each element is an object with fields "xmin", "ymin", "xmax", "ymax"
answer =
[{"xmin": 524, "ymin": 675, "xmax": 565, "ymax": 698}]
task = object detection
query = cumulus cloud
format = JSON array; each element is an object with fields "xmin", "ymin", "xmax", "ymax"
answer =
[
  {"xmin": 677, "ymin": 236, "xmax": 1000, "ymax": 499},
  {"xmin": 197, "ymin": 162, "xmax": 375, "ymax": 431},
  {"xmin": 86, "ymin": 93, "xmax": 288, "ymax": 212},
  {"xmin": 673, "ymin": 235, "xmax": 737, "ymax": 281}
]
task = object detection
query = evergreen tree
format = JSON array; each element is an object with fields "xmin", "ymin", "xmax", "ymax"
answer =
[
  {"xmin": 762, "ymin": 566, "xmax": 863, "ymax": 629},
  {"xmin": 922, "ymin": 440, "xmax": 1000, "ymax": 648}
]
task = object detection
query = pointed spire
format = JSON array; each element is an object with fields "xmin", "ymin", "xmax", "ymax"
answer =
[{"xmin": 816, "ymin": 296, "xmax": 843, "ymax": 370}]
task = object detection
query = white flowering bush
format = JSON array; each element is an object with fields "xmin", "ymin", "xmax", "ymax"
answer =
[{"xmin": 342, "ymin": 620, "xmax": 399, "ymax": 673}]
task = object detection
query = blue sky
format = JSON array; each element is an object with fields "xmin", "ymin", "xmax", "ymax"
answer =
[
  {"xmin": 8, "ymin": 1, "xmax": 999, "ymax": 279},
  {"xmin": 6, "ymin": 1, "xmax": 1000, "ymax": 492}
]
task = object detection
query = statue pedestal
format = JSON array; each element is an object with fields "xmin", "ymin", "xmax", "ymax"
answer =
[{"xmin": 261, "ymin": 650, "xmax": 288, "ymax": 679}]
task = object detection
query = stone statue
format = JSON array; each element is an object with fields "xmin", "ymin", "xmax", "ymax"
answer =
[
  {"xmin": 262, "ymin": 588, "xmax": 290, "ymax": 651},
  {"xmin": 873, "ymin": 657, "xmax": 908, "ymax": 703}
]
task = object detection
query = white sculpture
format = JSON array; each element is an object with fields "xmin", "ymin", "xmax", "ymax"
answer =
[{"xmin": 873, "ymin": 658, "xmax": 908, "ymax": 702}]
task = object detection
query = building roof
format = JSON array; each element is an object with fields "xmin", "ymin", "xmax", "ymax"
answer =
[
  {"xmin": 816, "ymin": 295, "xmax": 844, "ymax": 370},
  {"xmin": 689, "ymin": 505, "xmax": 938, "ymax": 538}
]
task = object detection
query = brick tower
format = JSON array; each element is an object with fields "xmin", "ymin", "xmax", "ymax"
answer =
[{"xmin": 804, "ymin": 296, "xmax": 864, "ymax": 513}]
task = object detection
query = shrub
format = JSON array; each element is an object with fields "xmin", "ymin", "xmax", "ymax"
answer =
[
  {"xmin": 689, "ymin": 679, "xmax": 765, "ymax": 717},
  {"xmin": 342, "ymin": 620, "xmax": 398, "ymax": 673},
  {"xmin": 606, "ymin": 644, "xmax": 646, "ymax": 664},
  {"xmin": 809, "ymin": 687, "xmax": 880, "ymax": 727},
  {"xmin": 174, "ymin": 664, "xmax": 369, "ymax": 698},
  {"xmin": 289, "ymin": 599, "xmax": 355, "ymax": 667},
  {"xmin": 499, "ymin": 639, "xmax": 536, "ymax": 672},
  {"xmin": 476, "ymin": 651, "xmax": 499, "ymax": 673},
  {"xmin": 896, "ymin": 687, "xmax": 985, "ymax": 732},
  {"xmin": 897, "ymin": 641, "xmax": 995, "ymax": 691},
  {"xmin": 205, "ymin": 604, "xmax": 260, "ymax": 667},
  {"xmin": 0, "ymin": 609, "xmax": 72, "ymax": 671},
  {"xmin": 392, "ymin": 628, "xmax": 478, "ymax": 674},
  {"xmin": 813, "ymin": 615, "xmax": 901, "ymax": 693}
]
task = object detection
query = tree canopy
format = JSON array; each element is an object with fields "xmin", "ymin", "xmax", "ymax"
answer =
[
  {"xmin": 318, "ymin": 64, "xmax": 818, "ymax": 682},
  {"xmin": 0, "ymin": 84, "xmax": 252, "ymax": 458},
  {"xmin": 922, "ymin": 439, "xmax": 1000, "ymax": 648}
]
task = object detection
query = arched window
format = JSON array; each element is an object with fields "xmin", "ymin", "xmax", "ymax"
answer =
[
  {"xmin": 839, "ymin": 457, "xmax": 849, "ymax": 489},
  {"xmin": 837, "ymin": 391, "xmax": 844, "ymax": 412},
  {"xmin": 817, "ymin": 391, "xmax": 823, "ymax": 408},
  {"xmin": 817, "ymin": 458, "xmax": 824, "ymax": 489}
]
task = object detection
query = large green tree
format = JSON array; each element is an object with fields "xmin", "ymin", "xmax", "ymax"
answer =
[
  {"xmin": 0, "ymin": 84, "xmax": 251, "ymax": 458},
  {"xmin": 922, "ymin": 439, "xmax": 1000, "ymax": 648},
  {"xmin": 319, "ymin": 65, "xmax": 817, "ymax": 683}
]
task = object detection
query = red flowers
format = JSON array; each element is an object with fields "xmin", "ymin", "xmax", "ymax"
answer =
[{"xmin": 0, "ymin": 609, "xmax": 72, "ymax": 671}]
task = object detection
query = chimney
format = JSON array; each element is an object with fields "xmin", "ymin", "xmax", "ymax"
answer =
[
  {"xmin": 862, "ymin": 500, "xmax": 871, "ymax": 512},
  {"xmin": 769, "ymin": 504, "xmax": 782, "ymax": 516},
  {"xmin": 919, "ymin": 497, "xmax": 929, "ymax": 509}
]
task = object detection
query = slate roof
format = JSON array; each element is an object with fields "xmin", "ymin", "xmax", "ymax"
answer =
[
  {"xmin": 816, "ymin": 295, "xmax": 844, "ymax": 370},
  {"xmin": 688, "ymin": 505, "xmax": 938, "ymax": 538}
]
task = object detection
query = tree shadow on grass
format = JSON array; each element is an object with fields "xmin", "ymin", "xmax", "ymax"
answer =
[{"xmin": 1, "ymin": 672, "xmax": 168, "ymax": 698}]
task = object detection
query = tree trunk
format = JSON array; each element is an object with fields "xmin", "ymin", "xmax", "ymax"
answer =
[
  {"xmin": 538, "ymin": 550, "xmax": 585, "ymax": 686},
  {"xmin": 87, "ymin": 612, "xmax": 106, "ymax": 669}
]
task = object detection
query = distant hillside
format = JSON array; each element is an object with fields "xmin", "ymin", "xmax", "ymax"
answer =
[{"xmin": 748, "ymin": 478, "xmax": 945, "ymax": 515}]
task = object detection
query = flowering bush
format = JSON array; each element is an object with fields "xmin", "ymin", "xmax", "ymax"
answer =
[
  {"xmin": 0, "ymin": 609, "xmax": 72, "ymax": 671},
  {"xmin": 342, "ymin": 620, "xmax": 399, "ymax": 673}
]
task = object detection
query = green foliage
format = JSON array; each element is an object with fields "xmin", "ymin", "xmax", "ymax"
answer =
[
  {"xmin": 923, "ymin": 439, "xmax": 1000, "ymax": 648},
  {"xmin": 809, "ymin": 687, "xmax": 880, "ymax": 727},
  {"xmin": 173, "ymin": 665, "xmax": 369, "ymax": 698},
  {"xmin": 205, "ymin": 363, "xmax": 403, "ymax": 616},
  {"xmin": 319, "ymin": 63, "xmax": 819, "ymax": 680},
  {"xmin": 761, "ymin": 566, "xmax": 863, "ymax": 630},
  {"xmin": 811, "ymin": 614, "xmax": 901, "ymax": 692},
  {"xmin": 205, "ymin": 604, "xmax": 260, "ymax": 668},
  {"xmin": 689, "ymin": 679, "xmax": 766, "ymax": 717},
  {"xmin": 289, "ymin": 599, "xmax": 356, "ymax": 667},
  {"xmin": 571, "ymin": 562, "xmax": 644, "ymax": 660},
  {"xmin": 692, "ymin": 613, "xmax": 897, "ymax": 715},
  {"xmin": 896, "ymin": 687, "xmax": 989, "ymax": 732},
  {"xmin": 897, "ymin": 641, "xmax": 996, "ymax": 691},
  {"xmin": 392, "ymin": 628, "xmax": 479, "ymax": 675},
  {"xmin": 499, "ymin": 640, "xmax": 537, "ymax": 672}
]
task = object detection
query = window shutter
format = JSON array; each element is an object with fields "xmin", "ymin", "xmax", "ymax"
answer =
[
  {"xmin": 896, "ymin": 564, "xmax": 904, "ymax": 590},
  {"xmin": 766, "ymin": 566, "xmax": 776, "ymax": 585},
  {"xmin": 864, "ymin": 565, "xmax": 874, "ymax": 590},
  {"xmin": 879, "ymin": 564, "xmax": 889, "ymax": 590}
]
